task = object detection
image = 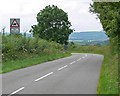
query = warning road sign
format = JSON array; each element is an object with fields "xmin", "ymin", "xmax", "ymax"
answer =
[
  {"xmin": 10, "ymin": 18, "xmax": 20, "ymax": 34},
  {"xmin": 10, "ymin": 19, "xmax": 20, "ymax": 28}
]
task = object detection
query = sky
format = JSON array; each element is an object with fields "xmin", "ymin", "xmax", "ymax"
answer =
[{"xmin": 0, "ymin": 0, "xmax": 103, "ymax": 33}]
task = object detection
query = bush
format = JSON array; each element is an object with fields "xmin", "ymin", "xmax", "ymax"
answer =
[{"xmin": 2, "ymin": 35, "xmax": 64, "ymax": 61}]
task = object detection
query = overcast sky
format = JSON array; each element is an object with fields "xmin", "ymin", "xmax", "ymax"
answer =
[{"xmin": 0, "ymin": 0, "xmax": 103, "ymax": 33}]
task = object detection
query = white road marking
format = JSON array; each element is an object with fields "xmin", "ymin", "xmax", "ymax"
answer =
[
  {"xmin": 8, "ymin": 54, "xmax": 90, "ymax": 96},
  {"xmin": 35, "ymin": 72, "xmax": 53, "ymax": 82},
  {"xmin": 9, "ymin": 87, "xmax": 25, "ymax": 95},
  {"xmin": 82, "ymin": 57, "xmax": 85, "ymax": 58},
  {"xmin": 58, "ymin": 65, "xmax": 68, "ymax": 71},
  {"xmin": 70, "ymin": 61, "xmax": 76, "ymax": 65}
]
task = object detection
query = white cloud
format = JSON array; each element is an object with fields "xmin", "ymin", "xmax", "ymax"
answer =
[{"xmin": 0, "ymin": 0, "xmax": 103, "ymax": 32}]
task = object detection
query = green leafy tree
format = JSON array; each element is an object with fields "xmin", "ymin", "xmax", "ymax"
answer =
[
  {"xmin": 89, "ymin": 2, "xmax": 120, "ymax": 54},
  {"xmin": 32, "ymin": 5, "xmax": 74, "ymax": 44}
]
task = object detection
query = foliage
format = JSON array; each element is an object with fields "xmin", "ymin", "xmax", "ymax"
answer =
[
  {"xmin": 31, "ymin": 5, "xmax": 73, "ymax": 44},
  {"xmin": 2, "ymin": 35, "xmax": 64, "ymax": 62},
  {"xmin": 89, "ymin": 2, "xmax": 120, "ymax": 54},
  {"xmin": 2, "ymin": 35, "xmax": 71, "ymax": 73}
]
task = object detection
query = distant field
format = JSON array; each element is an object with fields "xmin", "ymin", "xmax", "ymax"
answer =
[{"xmin": 69, "ymin": 31, "xmax": 109, "ymax": 45}]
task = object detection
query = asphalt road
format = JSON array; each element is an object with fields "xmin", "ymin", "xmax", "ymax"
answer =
[{"xmin": 2, "ymin": 53, "xmax": 104, "ymax": 95}]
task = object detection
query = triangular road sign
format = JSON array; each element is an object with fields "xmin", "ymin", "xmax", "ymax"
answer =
[{"xmin": 10, "ymin": 19, "xmax": 19, "ymax": 28}]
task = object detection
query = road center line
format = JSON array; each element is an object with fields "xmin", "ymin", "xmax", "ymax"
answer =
[
  {"xmin": 35, "ymin": 72, "xmax": 53, "ymax": 82},
  {"xmin": 70, "ymin": 61, "xmax": 76, "ymax": 65},
  {"xmin": 77, "ymin": 59, "xmax": 81, "ymax": 61},
  {"xmin": 58, "ymin": 65, "xmax": 68, "ymax": 71},
  {"xmin": 82, "ymin": 57, "xmax": 85, "ymax": 58},
  {"xmin": 9, "ymin": 87, "xmax": 25, "ymax": 95}
]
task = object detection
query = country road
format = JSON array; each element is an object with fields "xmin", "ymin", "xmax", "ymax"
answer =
[{"xmin": 2, "ymin": 53, "xmax": 104, "ymax": 95}]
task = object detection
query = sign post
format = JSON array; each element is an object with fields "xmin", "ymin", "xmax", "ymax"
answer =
[{"xmin": 10, "ymin": 18, "xmax": 20, "ymax": 34}]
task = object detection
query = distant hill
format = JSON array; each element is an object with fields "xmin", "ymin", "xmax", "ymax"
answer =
[{"xmin": 69, "ymin": 31, "xmax": 109, "ymax": 45}]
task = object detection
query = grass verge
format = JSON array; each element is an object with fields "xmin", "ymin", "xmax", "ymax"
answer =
[
  {"xmin": 97, "ymin": 52, "xmax": 118, "ymax": 94},
  {"xmin": 2, "ymin": 52, "xmax": 71, "ymax": 73}
]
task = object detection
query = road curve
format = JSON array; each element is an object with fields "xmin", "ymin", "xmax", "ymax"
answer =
[{"xmin": 2, "ymin": 53, "xmax": 104, "ymax": 95}]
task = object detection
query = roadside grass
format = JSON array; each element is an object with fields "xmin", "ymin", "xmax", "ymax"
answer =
[
  {"xmin": 2, "ymin": 52, "xmax": 70, "ymax": 73},
  {"xmin": 68, "ymin": 45, "xmax": 119, "ymax": 94},
  {"xmin": 97, "ymin": 52, "xmax": 118, "ymax": 94},
  {"xmin": 1, "ymin": 34, "xmax": 71, "ymax": 73}
]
